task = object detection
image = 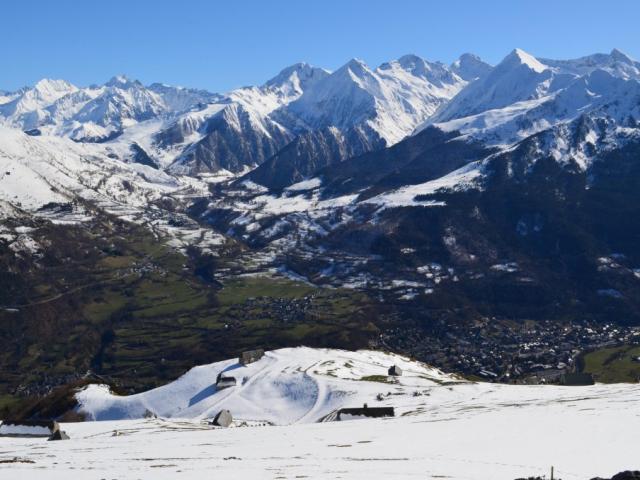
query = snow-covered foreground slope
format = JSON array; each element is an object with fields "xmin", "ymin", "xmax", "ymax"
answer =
[
  {"xmin": 75, "ymin": 347, "xmax": 456, "ymax": 423},
  {"xmin": 2, "ymin": 347, "xmax": 639, "ymax": 479}
]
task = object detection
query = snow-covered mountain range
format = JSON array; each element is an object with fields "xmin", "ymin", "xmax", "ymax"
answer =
[
  {"xmin": 2, "ymin": 47, "xmax": 636, "ymax": 189},
  {"xmin": 2, "ymin": 47, "xmax": 640, "ymax": 309},
  {"xmin": 0, "ymin": 53, "xmax": 482, "ymax": 176},
  {"xmin": 0, "ymin": 76, "xmax": 217, "ymax": 143}
]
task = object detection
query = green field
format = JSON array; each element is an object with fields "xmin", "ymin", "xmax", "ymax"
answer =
[
  {"xmin": 0, "ymin": 214, "xmax": 382, "ymax": 413},
  {"xmin": 581, "ymin": 345, "xmax": 640, "ymax": 383}
]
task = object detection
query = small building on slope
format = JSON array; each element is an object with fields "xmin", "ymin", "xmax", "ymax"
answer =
[
  {"xmin": 0, "ymin": 420, "xmax": 68, "ymax": 440},
  {"xmin": 211, "ymin": 409, "xmax": 233, "ymax": 428},
  {"xmin": 216, "ymin": 372, "xmax": 237, "ymax": 389},
  {"xmin": 239, "ymin": 349, "xmax": 265, "ymax": 366},
  {"xmin": 336, "ymin": 404, "xmax": 395, "ymax": 421}
]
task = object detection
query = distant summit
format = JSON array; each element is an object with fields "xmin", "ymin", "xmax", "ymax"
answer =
[{"xmin": 451, "ymin": 53, "xmax": 492, "ymax": 81}]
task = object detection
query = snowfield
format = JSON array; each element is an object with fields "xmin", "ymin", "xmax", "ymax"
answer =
[
  {"xmin": 2, "ymin": 347, "xmax": 638, "ymax": 479},
  {"xmin": 75, "ymin": 348, "xmax": 457, "ymax": 423},
  {"xmin": 363, "ymin": 161, "xmax": 484, "ymax": 209}
]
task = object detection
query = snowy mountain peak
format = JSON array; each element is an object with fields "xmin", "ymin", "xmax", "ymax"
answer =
[
  {"xmin": 339, "ymin": 58, "xmax": 373, "ymax": 77},
  {"xmin": 376, "ymin": 54, "xmax": 464, "ymax": 92},
  {"xmin": 327, "ymin": 59, "xmax": 381, "ymax": 92},
  {"xmin": 265, "ymin": 63, "xmax": 329, "ymax": 89},
  {"xmin": 0, "ymin": 78, "xmax": 78, "ymax": 127},
  {"xmin": 33, "ymin": 78, "xmax": 76, "ymax": 93},
  {"xmin": 31, "ymin": 78, "xmax": 78, "ymax": 103},
  {"xmin": 394, "ymin": 53, "xmax": 433, "ymax": 72},
  {"xmin": 105, "ymin": 74, "xmax": 141, "ymax": 88},
  {"xmin": 263, "ymin": 62, "xmax": 330, "ymax": 102},
  {"xmin": 502, "ymin": 48, "xmax": 548, "ymax": 73},
  {"xmin": 425, "ymin": 49, "xmax": 557, "ymax": 125},
  {"xmin": 391, "ymin": 55, "xmax": 455, "ymax": 83},
  {"xmin": 609, "ymin": 48, "xmax": 635, "ymax": 64},
  {"xmin": 539, "ymin": 50, "xmax": 640, "ymax": 80},
  {"xmin": 282, "ymin": 59, "xmax": 380, "ymax": 132},
  {"xmin": 451, "ymin": 53, "xmax": 492, "ymax": 81}
]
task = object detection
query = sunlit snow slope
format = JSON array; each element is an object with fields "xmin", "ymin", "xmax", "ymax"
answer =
[
  {"xmin": 76, "ymin": 347, "xmax": 456, "ymax": 423},
  {"xmin": 3, "ymin": 347, "xmax": 639, "ymax": 480}
]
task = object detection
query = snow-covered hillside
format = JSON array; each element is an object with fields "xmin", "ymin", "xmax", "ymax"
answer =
[
  {"xmin": 3, "ymin": 347, "xmax": 639, "ymax": 479},
  {"xmin": 0, "ymin": 126, "xmax": 226, "ymax": 251},
  {"xmin": 75, "ymin": 347, "xmax": 456, "ymax": 423},
  {"xmin": 0, "ymin": 126, "xmax": 177, "ymax": 209}
]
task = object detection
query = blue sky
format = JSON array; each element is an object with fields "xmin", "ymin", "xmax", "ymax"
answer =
[{"xmin": 2, "ymin": 0, "xmax": 638, "ymax": 92}]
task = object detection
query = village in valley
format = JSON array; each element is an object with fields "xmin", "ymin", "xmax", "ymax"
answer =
[
  {"xmin": 216, "ymin": 294, "xmax": 640, "ymax": 386},
  {"xmin": 381, "ymin": 318, "xmax": 640, "ymax": 384}
]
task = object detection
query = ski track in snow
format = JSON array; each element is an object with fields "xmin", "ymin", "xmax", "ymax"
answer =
[{"xmin": 296, "ymin": 363, "xmax": 327, "ymax": 424}]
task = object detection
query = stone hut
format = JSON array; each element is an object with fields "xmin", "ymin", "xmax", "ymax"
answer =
[
  {"xmin": 388, "ymin": 365, "xmax": 402, "ymax": 376},
  {"xmin": 239, "ymin": 349, "xmax": 265, "ymax": 366},
  {"xmin": 216, "ymin": 372, "xmax": 237, "ymax": 389},
  {"xmin": 0, "ymin": 420, "xmax": 59, "ymax": 438},
  {"xmin": 48, "ymin": 429, "xmax": 70, "ymax": 441},
  {"xmin": 0, "ymin": 420, "xmax": 69, "ymax": 440},
  {"xmin": 211, "ymin": 409, "xmax": 233, "ymax": 428},
  {"xmin": 336, "ymin": 404, "xmax": 395, "ymax": 421}
]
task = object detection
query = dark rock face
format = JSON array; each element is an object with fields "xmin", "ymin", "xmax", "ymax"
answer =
[
  {"xmin": 611, "ymin": 472, "xmax": 640, "ymax": 480},
  {"xmin": 242, "ymin": 125, "xmax": 385, "ymax": 191},
  {"xmin": 315, "ymin": 126, "xmax": 494, "ymax": 199},
  {"xmin": 129, "ymin": 143, "xmax": 157, "ymax": 168},
  {"xmin": 154, "ymin": 116, "xmax": 201, "ymax": 149},
  {"xmin": 591, "ymin": 471, "xmax": 640, "ymax": 480},
  {"xmin": 169, "ymin": 104, "xmax": 293, "ymax": 174}
]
